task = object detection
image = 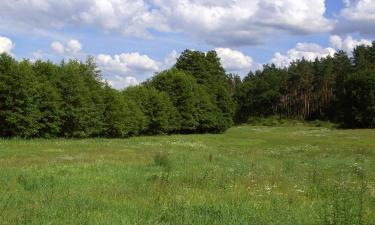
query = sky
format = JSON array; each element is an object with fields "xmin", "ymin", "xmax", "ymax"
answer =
[{"xmin": 0, "ymin": 0, "xmax": 374, "ymax": 89}]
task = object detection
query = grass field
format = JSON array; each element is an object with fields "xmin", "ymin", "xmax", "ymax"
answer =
[{"xmin": 0, "ymin": 125, "xmax": 374, "ymax": 225}]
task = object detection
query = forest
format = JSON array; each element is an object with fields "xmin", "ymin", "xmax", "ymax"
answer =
[{"xmin": 0, "ymin": 43, "xmax": 375, "ymax": 138}]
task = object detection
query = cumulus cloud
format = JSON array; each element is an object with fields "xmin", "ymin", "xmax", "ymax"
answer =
[
  {"xmin": 0, "ymin": 0, "xmax": 333, "ymax": 46},
  {"xmin": 96, "ymin": 51, "xmax": 162, "ymax": 89},
  {"xmin": 97, "ymin": 52, "xmax": 159, "ymax": 75},
  {"xmin": 256, "ymin": 0, "xmax": 333, "ymax": 33},
  {"xmin": 330, "ymin": 35, "xmax": 372, "ymax": 53},
  {"xmin": 270, "ymin": 43, "xmax": 335, "ymax": 68},
  {"xmin": 269, "ymin": 35, "xmax": 374, "ymax": 68},
  {"xmin": 215, "ymin": 48, "xmax": 255, "ymax": 75},
  {"xmin": 0, "ymin": 0, "xmax": 167, "ymax": 39},
  {"xmin": 67, "ymin": 40, "xmax": 82, "ymax": 53},
  {"xmin": 0, "ymin": 36, "xmax": 14, "ymax": 54},
  {"xmin": 336, "ymin": 0, "xmax": 375, "ymax": 34},
  {"xmin": 154, "ymin": 0, "xmax": 333, "ymax": 46},
  {"xmin": 341, "ymin": 0, "xmax": 375, "ymax": 23},
  {"xmin": 50, "ymin": 39, "xmax": 82, "ymax": 54},
  {"xmin": 51, "ymin": 41, "xmax": 65, "ymax": 54},
  {"xmin": 162, "ymin": 50, "xmax": 179, "ymax": 69},
  {"xmin": 107, "ymin": 75, "xmax": 139, "ymax": 90},
  {"xmin": 78, "ymin": 0, "xmax": 169, "ymax": 38}
]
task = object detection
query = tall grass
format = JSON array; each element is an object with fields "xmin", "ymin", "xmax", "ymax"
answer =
[{"xmin": 0, "ymin": 125, "xmax": 374, "ymax": 224}]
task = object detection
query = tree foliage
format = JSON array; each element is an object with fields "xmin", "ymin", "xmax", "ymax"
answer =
[
  {"xmin": 149, "ymin": 69, "xmax": 224, "ymax": 133},
  {"xmin": 175, "ymin": 50, "xmax": 234, "ymax": 131},
  {"xmin": 342, "ymin": 71, "xmax": 375, "ymax": 128},
  {"xmin": 234, "ymin": 42, "xmax": 375, "ymax": 128},
  {"xmin": 0, "ymin": 42, "xmax": 374, "ymax": 138},
  {"xmin": 0, "ymin": 49, "xmax": 236, "ymax": 138},
  {"xmin": 0, "ymin": 55, "xmax": 40, "ymax": 137},
  {"xmin": 123, "ymin": 85, "xmax": 177, "ymax": 135}
]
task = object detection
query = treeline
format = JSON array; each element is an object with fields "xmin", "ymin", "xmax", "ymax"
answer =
[
  {"xmin": 232, "ymin": 42, "xmax": 375, "ymax": 128},
  {"xmin": 0, "ymin": 50, "xmax": 234, "ymax": 138},
  {"xmin": 1, "ymin": 43, "xmax": 374, "ymax": 138}
]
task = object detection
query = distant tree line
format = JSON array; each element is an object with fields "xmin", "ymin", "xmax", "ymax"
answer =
[
  {"xmin": 0, "ymin": 50, "xmax": 233, "ymax": 138},
  {"xmin": 0, "ymin": 43, "xmax": 374, "ymax": 138},
  {"xmin": 232, "ymin": 42, "xmax": 375, "ymax": 128}
]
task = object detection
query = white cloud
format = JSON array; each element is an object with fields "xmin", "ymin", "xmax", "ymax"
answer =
[
  {"xmin": 97, "ymin": 52, "xmax": 159, "ymax": 74},
  {"xmin": 270, "ymin": 43, "xmax": 335, "ymax": 68},
  {"xmin": 162, "ymin": 50, "xmax": 179, "ymax": 69},
  {"xmin": 0, "ymin": 0, "xmax": 333, "ymax": 46},
  {"xmin": 96, "ymin": 51, "xmax": 162, "ymax": 89},
  {"xmin": 330, "ymin": 35, "xmax": 372, "ymax": 53},
  {"xmin": 0, "ymin": 36, "xmax": 14, "ymax": 54},
  {"xmin": 51, "ymin": 39, "xmax": 82, "ymax": 54},
  {"xmin": 51, "ymin": 41, "xmax": 65, "ymax": 54},
  {"xmin": 67, "ymin": 39, "xmax": 82, "ymax": 53},
  {"xmin": 107, "ymin": 75, "xmax": 139, "ymax": 90},
  {"xmin": 215, "ymin": 48, "xmax": 255, "ymax": 75},
  {"xmin": 96, "ymin": 50, "xmax": 186, "ymax": 89},
  {"xmin": 337, "ymin": 0, "xmax": 375, "ymax": 34},
  {"xmin": 270, "ymin": 35, "xmax": 374, "ymax": 68},
  {"xmin": 341, "ymin": 0, "xmax": 375, "ymax": 22},
  {"xmin": 78, "ymin": 0, "xmax": 169, "ymax": 38},
  {"xmin": 0, "ymin": 0, "xmax": 167, "ymax": 39},
  {"xmin": 329, "ymin": 35, "xmax": 343, "ymax": 50},
  {"xmin": 154, "ymin": 0, "xmax": 334, "ymax": 46}
]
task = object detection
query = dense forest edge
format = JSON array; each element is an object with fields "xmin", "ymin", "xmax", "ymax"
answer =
[{"xmin": 0, "ymin": 42, "xmax": 374, "ymax": 138}]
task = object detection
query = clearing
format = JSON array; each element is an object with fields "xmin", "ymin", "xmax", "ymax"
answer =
[{"xmin": 0, "ymin": 125, "xmax": 374, "ymax": 224}]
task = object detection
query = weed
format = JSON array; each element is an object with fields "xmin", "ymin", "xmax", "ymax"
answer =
[
  {"xmin": 154, "ymin": 151, "xmax": 171, "ymax": 169},
  {"xmin": 208, "ymin": 153, "xmax": 213, "ymax": 162}
]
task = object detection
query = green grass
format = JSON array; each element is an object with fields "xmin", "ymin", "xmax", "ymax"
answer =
[{"xmin": 0, "ymin": 125, "xmax": 374, "ymax": 225}]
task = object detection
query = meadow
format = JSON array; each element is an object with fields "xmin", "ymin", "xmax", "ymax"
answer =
[{"xmin": 0, "ymin": 125, "xmax": 374, "ymax": 225}]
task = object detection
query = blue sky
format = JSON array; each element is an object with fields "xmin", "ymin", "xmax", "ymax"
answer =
[{"xmin": 0, "ymin": 0, "xmax": 374, "ymax": 89}]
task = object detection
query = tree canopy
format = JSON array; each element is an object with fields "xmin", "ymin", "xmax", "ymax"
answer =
[
  {"xmin": 234, "ymin": 42, "xmax": 375, "ymax": 128},
  {"xmin": 0, "ymin": 42, "xmax": 374, "ymax": 138}
]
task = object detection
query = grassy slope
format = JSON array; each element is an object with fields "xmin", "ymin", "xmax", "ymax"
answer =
[{"xmin": 0, "ymin": 125, "xmax": 374, "ymax": 225}]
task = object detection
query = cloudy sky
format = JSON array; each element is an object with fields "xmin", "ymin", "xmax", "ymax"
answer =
[{"xmin": 0, "ymin": 0, "xmax": 374, "ymax": 89}]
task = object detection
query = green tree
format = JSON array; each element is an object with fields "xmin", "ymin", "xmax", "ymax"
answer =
[
  {"xmin": 150, "ymin": 69, "xmax": 224, "ymax": 133},
  {"xmin": 123, "ymin": 85, "xmax": 178, "ymax": 134},
  {"xmin": 32, "ymin": 60, "xmax": 62, "ymax": 137},
  {"xmin": 79, "ymin": 57, "xmax": 106, "ymax": 136},
  {"xmin": 102, "ymin": 86, "xmax": 146, "ymax": 137},
  {"xmin": 175, "ymin": 50, "xmax": 234, "ymax": 131},
  {"xmin": 332, "ymin": 51, "xmax": 352, "ymax": 122},
  {"xmin": 56, "ymin": 60, "xmax": 102, "ymax": 137},
  {"xmin": 342, "ymin": 71, "xmax": 375, "ymax": 128},
  {"xmin": 226, "ymin": 73, "xmax": 242, "ymax": 96},
  {"xmin": 0, "ymin": 55, "xmax": 40, "ymax": 137},
  {"xmin": 35, "ymin": 80, "xmax": 62, "ymax": 137}
]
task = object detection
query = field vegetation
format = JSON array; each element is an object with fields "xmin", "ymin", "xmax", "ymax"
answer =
[{"xmin": 0, "ymin": 124, "xmax": 374, "ymax": 224}]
